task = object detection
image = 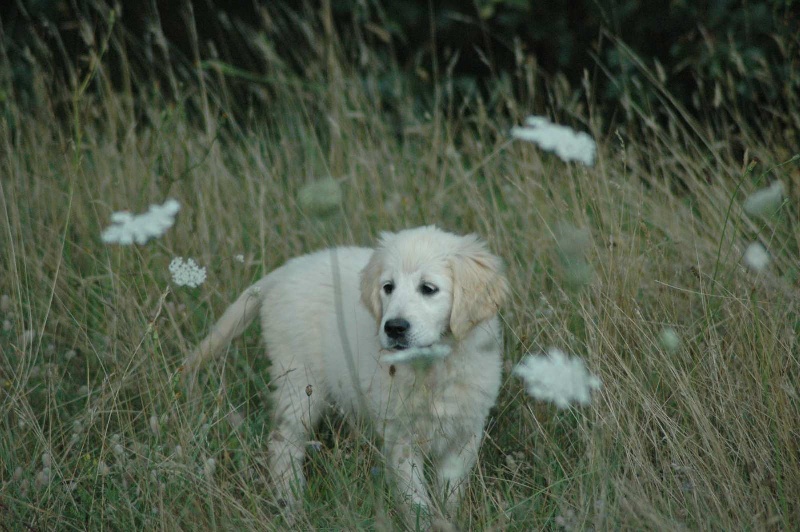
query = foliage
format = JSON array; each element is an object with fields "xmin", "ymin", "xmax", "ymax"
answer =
[{"xmin": 2, "ymin": 0, "xmax": 797, "ymax": 126}]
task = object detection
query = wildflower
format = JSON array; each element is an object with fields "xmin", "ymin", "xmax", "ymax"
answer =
[
  {"xmin": 381, "ymin": 344, "xmax": 452, "ymax": 365},
  {"xmin": 41, "ymin": 452, "xmax": 52, "ymax": 468},
  {"xmin": 98, "ymin": 461, "xmax": 110, "ymax": 476},
  {"xmin": 659, "ymin": 327, "xmax": 681, "ymax": 352},
  {"xmin": 234, "ymin": 254, "xmax": 245, "ymax": 263},
  {"xmin": 511, "ymin": 116, "xmax": 596, "ymax": 166},
  {"xmin": 513, "ymin": 347, "xmax": 601, "ymax": 408},
  {"xmin": 744, "ymin": 242, "xmax": 769, "ymax": 271},
  {"xmin": 149, "ymin": 415, "xmax": 160, "ymax": 436},
  {"xmin": 169, "ymin": 257, "xmax": 207, "ymax": 288},
  {"xmin": 35, "ymin": 468, "xmax": 50, "ymax": 488},
  {"xmin": 744, "ymin": 181, "xmax": 784, "ymax": 217},
  {"xmin": 227, "ymin": 410, "xmax": 244, "ymax": 431},
  {"xmin": 204, "ymin": 458, "xmax": 216, "ymax": 478},
  {"xmin": 19, "ymin": 330, "xmax": 35, "ymax": 346},
  {"xmin": 297, "ymin": 177, "xmax": 342, "ymax": 217},
  {"xmin": 101, "ymin": 199, "xmax": 180, "ymax": 245}
]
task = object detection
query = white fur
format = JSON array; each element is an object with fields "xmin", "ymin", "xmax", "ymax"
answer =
[{"xmin": 184, "ymin": 226, "xmax": 508, "ymax": 519}]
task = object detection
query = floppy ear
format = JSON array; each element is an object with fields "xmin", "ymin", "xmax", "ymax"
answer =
[
  {"xmin": 449, "ymin": 235, "xmax": 509, "ymax": 338},
  {"xmin": 360, "ymin": 248, "xmax": 384, "ymax": 321}
]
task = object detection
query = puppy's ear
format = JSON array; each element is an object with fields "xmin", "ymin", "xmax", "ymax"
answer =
[
  {"xmin": 449, "ymin": 234, "xmax": 509, "ymax": 338},
  {"xmin": 360, "ymin": 248, "xmax": 385, "ymax": 321}
]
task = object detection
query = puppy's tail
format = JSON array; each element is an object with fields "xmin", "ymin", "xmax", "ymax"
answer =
[{"xmin": 182, "ymin": 281, "xmax": 267, "ymax": 386}]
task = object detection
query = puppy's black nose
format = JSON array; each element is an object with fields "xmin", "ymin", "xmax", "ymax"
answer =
[{"xmin": 384, "ymin": 318, "xmax": 410, "ymax": 340}]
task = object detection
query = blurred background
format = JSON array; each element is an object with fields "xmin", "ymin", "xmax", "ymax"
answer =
[{"xmin": 3, "ymin": 0, "xmax": 797, "ymax": 128}]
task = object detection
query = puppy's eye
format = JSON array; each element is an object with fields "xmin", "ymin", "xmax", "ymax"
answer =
[
  {"xmin": 382, "ymin": 282, "xmax": 395, "ymax": 295},
  {"xmin": 420, "ymin": 283, "xmax": 439, "ymax": 296}
]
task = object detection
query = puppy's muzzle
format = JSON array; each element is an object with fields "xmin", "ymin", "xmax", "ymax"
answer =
[{"xmin": 384, "ymin": 318, "xmax": 410, "ymax": 348}]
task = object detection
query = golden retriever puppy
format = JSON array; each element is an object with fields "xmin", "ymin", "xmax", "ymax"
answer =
[{"xmin": 184, "ymin": 226, "xmax": 508, "ymax": 520}]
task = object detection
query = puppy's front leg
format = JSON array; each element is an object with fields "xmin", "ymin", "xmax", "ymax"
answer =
[
  {"xmin": 436, "ymin": 430, "xmax": 482, "ymax": 515},
  {"xmin": 386, "ymin": 440, "xmax": 432, "ymax": 518}
]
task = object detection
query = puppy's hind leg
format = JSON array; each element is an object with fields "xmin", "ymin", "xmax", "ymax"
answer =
[{"xmin": 267, "ymin": 369, "xmax": 324, "ymax": 515}]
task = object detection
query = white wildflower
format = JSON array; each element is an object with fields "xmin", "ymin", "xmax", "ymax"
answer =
[
  {"xmin": 227, "ymin": 411, "xmax": 244, "ymax": 431},
  {"xmin": 149, "ymin": 415, "xmax": 160, "ymax": 436},
  {"xmin": 234, "ymin": 254, "xmax": 245, "ymax": 263},
  {"xmin": 204, "ymin": 458, "xmax": 217, "ymax": 478},
  {"xmin": 744, "ymin": 181, "xmax": 784, "ymax": 217},
  {"xmin": 298, "ymin": 177, "xmax": 342, "ymax": 217},
  {"xmin": 511, "ymin": 115, "xmax": 596, "ymax": 166},
  {"xmin": 169, "ymin": 257, "xmax": 207, "ymax": 288},
  {"xmin": 659, "ymin": 327, "xmax": 681, "ymax": 353},
  {"xmin": 513, "ymin": 347, "xmax": 601, "ymax": 408},
  {"xmin": 98, "ymin": 461, "xmax": 110, "ymax": 476},
  {"xmin": 382, "ymin": 344, "xmax": 452, "ymax": 365},
  {"xmin": 35, "ymin": 468, "xmax": 51, "ymax": 488},
  {"xmin": 101, "ymin": 199, "xmax": 180, "ymax": 245},
  {"xmin": 744, "ymin": 242, "xmax": 770, "ymax": 271}
]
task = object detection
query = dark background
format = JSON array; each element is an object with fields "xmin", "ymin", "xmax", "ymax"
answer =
[{"xmin": 2, "ymin": 0, "xmax": 798, "ymax": 125}]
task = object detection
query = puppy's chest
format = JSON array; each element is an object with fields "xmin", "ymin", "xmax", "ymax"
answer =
[{"xmin": 379, "ymin": 362, "xmax": 489, "ymax": 432}]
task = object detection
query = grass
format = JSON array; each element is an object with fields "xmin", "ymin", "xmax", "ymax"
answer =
[{"xmin": 1, "ymin": 8, "xmax": 799, "ymax": 531}]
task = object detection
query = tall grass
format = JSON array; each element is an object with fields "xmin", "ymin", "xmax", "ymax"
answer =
[{"xmin": 1, "ymin": 7, "xmax": 798, "ymax": 530}]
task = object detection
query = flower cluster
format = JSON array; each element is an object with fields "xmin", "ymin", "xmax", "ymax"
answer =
[
  {"xmin": 298, "ymin": 177, "xmax": 343, "ymax": 217},
  {"xmin": 101, "ymin": 199, "xmax": 180, "ymax": 245},
  {"xmin": 511, "ymin": 116, "xmax": 596, "ymax": 166},
  {"xmin": 743, "ymin": 242, "xmax": 770, "ymax": 272},
  {"xmin": 169, "ymin": 257, "xmax": 207, "ymax": 288},
  {"xmin": 743, "ymin": 181, "xmax": 784, "ymax": 217},
  {"xmin": 513, "ymin": 347, "xmax": 601, "ymax": 409}
]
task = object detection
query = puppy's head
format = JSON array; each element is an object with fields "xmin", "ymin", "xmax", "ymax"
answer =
[{"xmin": 360, "ymin": 226, "xmax": 508, "ymax": 350}]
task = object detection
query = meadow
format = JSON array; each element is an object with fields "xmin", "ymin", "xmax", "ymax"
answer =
[{"xmin": 1, "ymin": 9, "xmax": 799, "ymax": 531}]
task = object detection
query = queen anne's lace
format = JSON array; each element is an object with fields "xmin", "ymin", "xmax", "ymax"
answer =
[
  {"xmin": 511, "ymin": 115, "xmax": 596, "ymax": 166},
  {"xmin": 169, "ymin": 257, "xmax": 207, "ymax": 288},
  {"xmin": 514, "ymin": 347, "xmax": 601, "ymax": 409},
  {"xmin": 101, "ymin": 199, "xmax": 180, "ymax": 245}
]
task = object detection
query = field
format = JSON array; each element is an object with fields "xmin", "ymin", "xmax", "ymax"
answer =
[{"xmin": 1, "ymin": 10, "xmax": 799, "ymax": 531}]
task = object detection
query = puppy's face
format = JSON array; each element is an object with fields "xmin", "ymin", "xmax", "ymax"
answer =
[
  {"xmin": 375, "ymin": 264, "xmax": 453, "ymax": 350},
  {"xmin": 360, "ymin": 226, "xmax": 508, "ymax": 351}
]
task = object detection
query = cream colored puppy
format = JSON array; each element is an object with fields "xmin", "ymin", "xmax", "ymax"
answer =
[{"xmin": 184, "ymin": 226, "xmax": 508, "ymax": 518}]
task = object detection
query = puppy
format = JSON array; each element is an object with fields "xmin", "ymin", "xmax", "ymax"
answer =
[{"xmin": 184, "ymin": 226, "xmax": 508, "ymax": 519}]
